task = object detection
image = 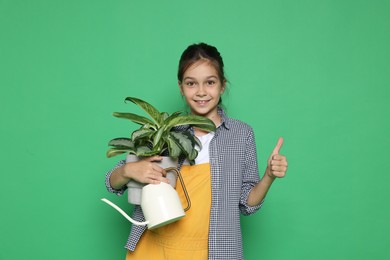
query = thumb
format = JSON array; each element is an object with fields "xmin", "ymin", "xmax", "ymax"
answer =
[{"xmin": 271, "ymin": 137, "xmax": 284, "ymax": 155}]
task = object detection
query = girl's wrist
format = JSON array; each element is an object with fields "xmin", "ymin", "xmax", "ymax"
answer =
[
  {"xmin": 123, "ymin": 163, "xmax": 135, "ymax": 180},
  {"xmin": 264, "ymin": 167, "xmax": 276, "ymax": 182}
]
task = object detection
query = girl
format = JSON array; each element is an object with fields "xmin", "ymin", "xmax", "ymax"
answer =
[{"xmin": 105, "ymin": 43, "xmax": 288, "ymax": 259}]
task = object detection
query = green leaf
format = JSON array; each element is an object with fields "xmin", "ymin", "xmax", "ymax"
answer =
[
  {"xmin": 160, "ymin": 112, "xmax": 169, "ymax": 121},
  {"xmin": 163, "ymin": 111, "xmax": 182, "ymax": 124},
  {"xmin": 125, "ymin": 97, "xmax": 162, "ymax": 126},
  {"xmin": 166, "ymin": 115, "xmax": 216, "ymax": 132},
  {"xmin": 169, "ymin": 131, "xmax": 199, "ymax": 161},
  {"xmin": 106, "ymin": 147, "xmax": 135, "ymax": 158},
  {"xmin": 152, "ymin": 126, "xmax": 166, "ymax": 148},
  {"xmin": 135, "ymin": 146, "xmax": 159, "ymax": 157},
  {"xmin": 165, "ymin": 135, "xmax": 182, "ymax": 158},
  {"xmin": 196, "ymin": 137, "xmax": 202, "ymax": 149},
  {"xmin": 185, "ymin": 136, "xmax": 199, "ymax": 161},
  {"xmin": 142, "ymin": 123, "xmax": 156, "ymax": 130},
  {"xmin": 108, "ymin": 138, "xmax": 135, "ymax": 148},
  {"xmin": 113, "ymin": 112, "xmax": 155, "ymax": 126},
  {"xmin": 135, "ymin": 146, "xmax": 151, "ymax": 153},
  {"xmin": 131, "ymin": 128, "xmax": 154, "ymax": 142}
]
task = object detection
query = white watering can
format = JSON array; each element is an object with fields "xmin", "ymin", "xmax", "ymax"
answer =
[{"xmin": 102, "ymin": 167, "xmax": 191, "ymax": 229}]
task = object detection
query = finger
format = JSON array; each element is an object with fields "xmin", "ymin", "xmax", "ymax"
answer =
[
  {"xmin": 271, "ymin": 165, "xmax": 287, "ymax": 172},
  {"xmin": 145, "ymin": 172, "xmax": 162, "ymax": 183},
  {"xmin": 141, "ymin": 173, "xmax": 157, "ymax": 184},
  {"xmin": 151, "ymin": 164, "xmax": 165, "ymax": 174},
  {"xmin": 271, "ymin": 158, "xmax": 287, "ymax": 165},
  {"xmin": 271, "ymin": 161, "xmax": 288, "ymax": 169},
  {"xmin": 152, "ymin": 170, "xmax": 170, "ymax": 181},
  {"xmin": 272, "ymin": 137, "xmax": 284, "ymax": 155},
  {"xmin": 271, "ymin": 171, "xmax": 286, "ymax": 178},
  {"xmin": 150, "ymin": 170, "xmax": 164, "ymax": 178},
  {"xmin": 147, "ymin": 178, "xmax": 161, "ymax": 184},
  {"xmin": 149, "ymin": 168, "xmax": 170, "ymax": 184},
  {"xmin": 148, "ymin": 173, "xmax": 169, "ymax": 184},
  {"xmin": 160, "ymin": 177, "xmax": 170, "ymax": 184},
  {"xmin": 272, "ymin": 154, "xmax": 286, "ymax": 160},
  {"xmin": 146, "ymin": 156, "xmax": 163, "ymax": 162}
]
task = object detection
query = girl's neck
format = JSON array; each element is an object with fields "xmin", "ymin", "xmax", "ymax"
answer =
[
  {"xmin": 194, "ymin": 115, "xmax": 221, "ymax": 137},
  {"xmin": 208, "ymin": 113, "xmax": 222, "ymax": 127},
  {"xmin": 194, "ymin": 128, "xmax": 210, "ymax": 137}
]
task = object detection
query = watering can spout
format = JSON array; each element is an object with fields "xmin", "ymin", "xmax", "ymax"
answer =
[{"xmin": 101, "ymin": 198, "xmax": 149, "ymax": 226}]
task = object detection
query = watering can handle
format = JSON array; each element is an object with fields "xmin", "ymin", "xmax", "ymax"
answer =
[{"xmin": 164, "ymin": 167, "xmax": 191, "ymax": 212}]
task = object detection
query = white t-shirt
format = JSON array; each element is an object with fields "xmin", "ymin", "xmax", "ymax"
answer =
[{"xmin": 194, "ymin": 132, "xmax": 214, "ymax": 165}]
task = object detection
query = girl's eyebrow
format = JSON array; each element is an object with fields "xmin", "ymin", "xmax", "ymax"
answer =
[{"xmin": 183, "ymin": 75, "xmax": 218, "ymax": 81}]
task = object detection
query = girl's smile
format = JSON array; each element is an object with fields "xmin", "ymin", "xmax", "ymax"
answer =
[{"xmin": 194, "ymin": 99, "xmax": 210, "ymax": 106}]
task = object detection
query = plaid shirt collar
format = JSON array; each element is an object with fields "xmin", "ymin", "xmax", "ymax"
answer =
[{"xmin": 217, "ymin": 106, "xmax": 230, "ymax": 130}]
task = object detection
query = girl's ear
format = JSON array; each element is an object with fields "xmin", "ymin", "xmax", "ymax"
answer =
[
  {"xmin": 178, "ymin": 81, "xmax": 184, "ymax": 95},
  {"xmin": 221, "ymin": 79, "xmax": 227, "ymax": 94}
]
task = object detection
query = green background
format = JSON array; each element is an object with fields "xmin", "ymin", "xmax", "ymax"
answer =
[{"xmin": 1, "ymin": 0, "xmax": 389, "ymax": 259}]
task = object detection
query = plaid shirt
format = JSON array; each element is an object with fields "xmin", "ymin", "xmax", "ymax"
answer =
[{"xmin": 105, "ymin": 108, "xmax": 263, "ymax": 259}]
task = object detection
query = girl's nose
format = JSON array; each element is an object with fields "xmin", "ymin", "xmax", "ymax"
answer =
[{"xmin": 196, "ymin": 85, "xmax": 206, "ymax": 96}]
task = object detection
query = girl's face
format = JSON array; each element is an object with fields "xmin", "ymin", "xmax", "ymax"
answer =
[{"xmin": 179, "ymin": 60, "xmax": 225, "ymax": 125}]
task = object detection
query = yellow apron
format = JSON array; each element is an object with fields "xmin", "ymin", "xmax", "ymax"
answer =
[{"xmin": 126, "ymin": 163, "xmax": 211, "ymax": 260}]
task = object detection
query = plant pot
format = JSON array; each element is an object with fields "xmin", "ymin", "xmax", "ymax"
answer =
[{"xmin": 125, "ymin": 154, "xmax": 179, "ymax": 205}]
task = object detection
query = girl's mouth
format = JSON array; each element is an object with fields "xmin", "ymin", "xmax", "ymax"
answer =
[{"xmin": 195, "ymin": 100, "xmax": 210, "ymax": 106}]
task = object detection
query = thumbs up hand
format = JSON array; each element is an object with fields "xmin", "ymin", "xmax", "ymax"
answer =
[
  {"xmin": 247, "ymin": 137, "xmax": 288, "ymax": 206},
  {"xmin": 266, "ymin": 137, "xmax": 288, "ymax": 179}
]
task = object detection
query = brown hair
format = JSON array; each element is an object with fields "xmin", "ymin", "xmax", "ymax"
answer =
[{"xmin": 177, "ymin": 43, "xmax": 226, "ymax": 83}]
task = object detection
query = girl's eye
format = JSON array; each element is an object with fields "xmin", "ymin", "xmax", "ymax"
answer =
[
  {"xmin": 186, "ymin": 81, "xmax": 195, "ymax": 87},
  {"xmin": 207, "ymin": 80, "xmax": 216, "ymax": 85}
]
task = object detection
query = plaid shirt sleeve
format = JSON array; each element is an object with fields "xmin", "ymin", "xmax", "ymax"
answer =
[
  {"xmin": 105, "ymin": 159, "xmax": 127, "ymax": 195},
  {"xmin": 104, "ymin": 159, "xmax": 147, "ymax": 252},
  {"xmin": 239, "ymin": 126, "xmax": 263, "ymax": 215}
]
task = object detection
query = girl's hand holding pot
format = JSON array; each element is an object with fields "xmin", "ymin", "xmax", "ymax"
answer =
[
  {"xmin": 123, "ymin": 156, "xmax": 169, "ymax": 184},
  {"xmin": 110, "ymin": 156, "xmax": 169, "ymax": 190}
]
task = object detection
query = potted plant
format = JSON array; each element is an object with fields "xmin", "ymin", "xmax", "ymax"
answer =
[{"xmin": 107, "ymin": 96, "xmax": 216, "ymax": 204}]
